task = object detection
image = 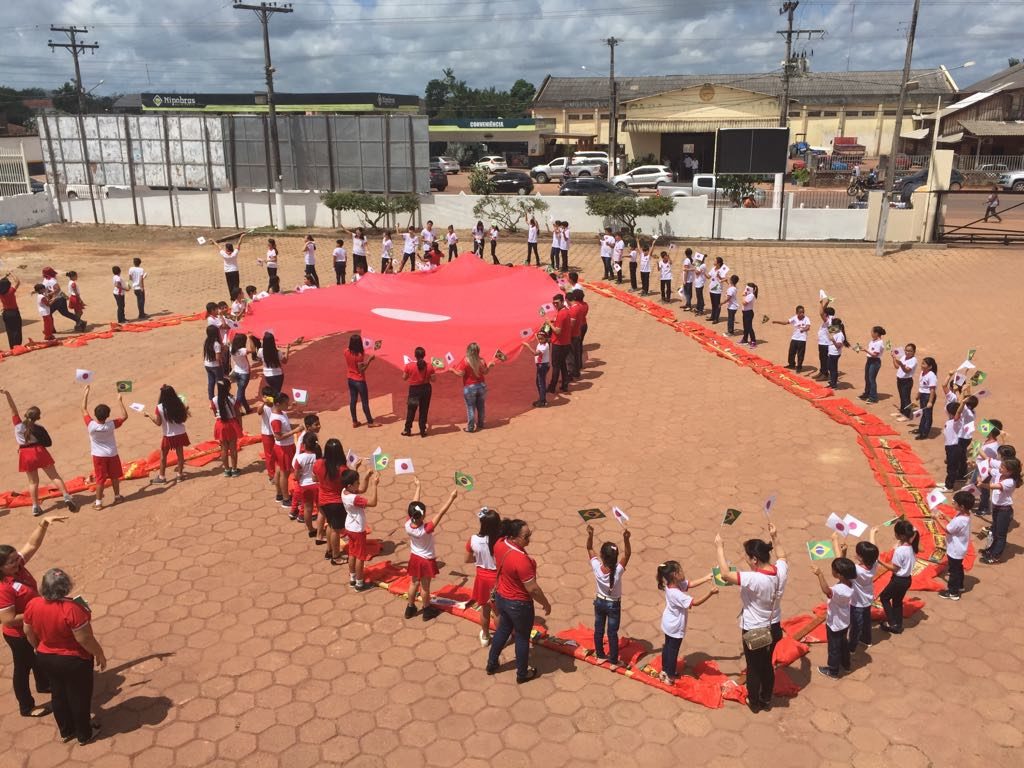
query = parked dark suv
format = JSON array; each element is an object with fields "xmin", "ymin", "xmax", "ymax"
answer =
[
  {"xmin": 559, "ymin": 177, "xmax": 635, "ymax": 196},
  {"xmin": 429, "ymin": 164, "xmax": 448, "ymax": 192},
  {"xmin": 894, "ymin": 168, "xmax": 964, "ymax": 203},
  {"xmin": 489, "ymin": 171, "xmax": 534, "ymax": 195}
]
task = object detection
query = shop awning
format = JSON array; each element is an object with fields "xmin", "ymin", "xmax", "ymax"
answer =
[
  {"xmin": 539, "ymin": 132, "xmax": 598, "ymax": 140},
  {"xmin": 621, "ymin": 117, "xmax": 778, "ymax": 133},
  {"xmin": 900, "ymin": 127, "xmax": 930, "ymax": 140},
  {"xmin": 937, "ymin": 132, "xmax": 964, "ymax": 144},
  {"xmin": 958, "ymin": 120, "xmax": 1024, "ymax": 137}
]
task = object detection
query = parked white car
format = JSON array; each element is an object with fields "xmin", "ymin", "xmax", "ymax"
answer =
[
  {"xmin": 475, "ymin": 155, "xmax": 508, "ymax": 172},
  {"xmin": 572, "ymin": 150, "xmax": 609, "ymax": 162},
  {"xmin": 610, "ymin": 165, "xmax": 674, "ymax": 190},
  {"xmin": 431, "ymin": 156, "xmax": 460, "ymax": 174}
]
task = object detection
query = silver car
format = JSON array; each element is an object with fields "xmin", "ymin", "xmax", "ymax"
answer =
[
  {"xmin": 431, "ymin": 156, "xmax": 460, "ymax": 174},
  {"xmin": 610, "ymin": 165, "xmax": 674, "ymax": 190}
]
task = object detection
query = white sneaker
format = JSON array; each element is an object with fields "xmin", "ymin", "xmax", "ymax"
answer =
[{"xmin": 479, "ymin": 630, "xmax": 491, "ymax": 647}]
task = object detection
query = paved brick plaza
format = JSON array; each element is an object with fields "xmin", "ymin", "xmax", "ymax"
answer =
[{"xmin": 0, "ymin": 226, "xmax": 1022, "ymax": 767}]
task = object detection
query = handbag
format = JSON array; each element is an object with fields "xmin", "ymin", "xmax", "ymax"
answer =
[{"xmin": 490, "ymin": 546, "xmax": 510, "ymax": 605}]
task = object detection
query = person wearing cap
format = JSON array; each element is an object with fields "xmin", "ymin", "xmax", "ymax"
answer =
[
  {"xmin": 41, "ymin": 268, "xmax": 85, "ymax": 333},
  {"xmin": 404, "ymin": 479, "xmax": 459, "ymax": 621}
]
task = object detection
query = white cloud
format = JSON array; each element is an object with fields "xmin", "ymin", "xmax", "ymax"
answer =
[{"xmin": 0, "ymin": 0, "xmax": 1019, "ymax": 97}]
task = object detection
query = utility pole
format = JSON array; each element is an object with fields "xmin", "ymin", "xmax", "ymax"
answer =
[
  {"xmin": 874, "ymin": 0, "xmax": 921, "ymax": 257},
  {"xmin": 604, "ymin": 36, "xmax": 620, "ymax": 180},
  {"xmin": 234, "ymin": 2, "xmax": 293, "ymax": 231},
  {"xmin": 49, "ymin": 25, "xmax": 100, "ymax": 225},
  {"xmin": 776, "ymin": 2, "xmax": 826, "ymax": 127}
]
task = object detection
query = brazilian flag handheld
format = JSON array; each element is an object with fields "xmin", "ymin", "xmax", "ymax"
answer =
[{"xmin": 454, "ymin": 471, "xmax": 475, "ymax": 491}]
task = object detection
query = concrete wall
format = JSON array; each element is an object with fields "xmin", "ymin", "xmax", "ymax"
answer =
[
  {"xmin": 57, "ymin": 187, "xmax": 875, "ymax": 241},
  {"xmin": 0, "ymin": 192, "xmax": 59, "ymax": 230}
]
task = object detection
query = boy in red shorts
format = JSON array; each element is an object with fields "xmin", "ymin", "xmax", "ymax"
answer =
[{"xmin": 82, "ymin": 385, "xmax": 128, "ymax": 509}]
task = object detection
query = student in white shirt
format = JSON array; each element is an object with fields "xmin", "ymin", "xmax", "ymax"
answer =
[
  {"xmin": 681, "ymin": 249, "xmax": 695, "ymax": 310},
  {"xmin": 691, "ymin": 254, "xmax": 707, "ymax": 315},
  {"xmin": 638, "ymin": 246, "xmax": 652, "ymax": 296},
  {"xmin": 473, "ymin": 221, "xmax": 486, "ymax": 259},
  {"xmin": 404, "ymin": 479, "xmax": 458, "ymax": 620},
  {"xmin": 657, "ymin": 252, "xmax": 673, "ymax": 303},
  {"xmin": 835, "ymin": 533, "xmax": 880, "ymax": 650},
  {"xmin": 488, "ymin": 225, "xmax": 500, "ymax": 265},
  {"xmin": 300, "ymin": 234, "xmax": 319, "ymax": 287},
  {"xmin": 32, "ymin": 284, "xmax": 55, "ymax": 341},
  {"xmin": 611, "ymin": 234, "xmax": 626, "ymax": 285},
  {"xmin": 525, "ymin": 217, "xmax": 540, "ymax": 266},
  {"xmin": 941, "ymin": 402, "xmax": 964, "ymax": 491},
  {"xmin": 913, "ymin": 356, "xmax": 938, "ymax": 440},
  {"xmin": 380, "ymin": 231, "xmax": 394, "ymax": 274},
  {"xmin": 816, "ymin": 299, "xmax": 836, "ymax": 380},
  {"xmin": 725, "ymin": 275, "xmax": 740, "ymax": 335},
  {"xmin": 465, "ymin": 508, "xmax": 501, "ymax": 645},
  {"xmin": 332, "ymin": 239, "xmax": 348, "ymax": 285},
  {"xmin": 825, "ymin": 317, "xmax": 849, "ymax": 389},
  {"xmin": 655, "ymin": 560, "xmax": 717, "ymax": 685},
  {"xmin": 811, "ymin": 557, "xmax": 856, "ymax": 678},
  {"xmin": 954, "ymin": 394, "xmax": 978, "ymax": 480},
  {"xmin": 739, "ymin": 282, "xmax": 759, "ymax": 348},
  {"xmin": 857, "ymin": 325, "xmax": 886, "ymax": 403},
  {"xmin": 771, "ymin": 304, "xmax": 812, "ymax": 372},
  {"xmin": 81, "ymin": 385, "xmax": 128, "ymax": 509},
  {"xmin": 522, "ymin": 331, "xmax": 552, "ymax": 407},
  {"xmin": 209, "ymin": 231, "xmax": 246, "ymax": 300},
  {"xmin": 934, "ymin": 491, "xmax": 975, "ymax": 599},
  {"xmin": 446, "ymin": 225, "xmax": 459, "ymax": 262},
  {"xmin": 264, "ymin": 237, "xmax": 279, "ymax": 292},
  {"xmin": 420, "ymin": 221, "xmax": 435, "ymax": 254},
  {"xmin": 585, "ymin": 525, "xmax": 632, "ymax": 666},
  {"xmin": 229, "ymin": 334, "xmax": 253, "ymax": 414},
  {"xmin": 343, "ymin": 227, "xmax": 368, "ymax": 273},
  {"xmin": 548, "ymin": 221, "xmax": 561, "ymax": 270},
  {"xmin": 877, "ymin": 520, "xmax": 919, "ymax": 634},
  {"xmin": 707, "ymin": 256, "xmax": 727, "ymax": 323},
  {"xmin": 128, "ymin": 257, "xmax": 148, "ymax": 320},
  {"xmin": 110, "ymin": 266, "xmax": 126, "ymax": 323},
  {"xmin": 628, "ymin": 240, "xmax": 640, "ymax": 292},
  {"xmin": 558, "ymin": 221, "xmax": 571, "ymax": 272},
  {"xmin": 598, "ymin": 228, "xmax": 615, "ymax": 279},
  {"xmin": 978, "ymin": 457, "xmax": 1021, "ymax": 564},
  {"xmin": 893, "ymin": 343, "xmax": 918, "ymax": 418}
]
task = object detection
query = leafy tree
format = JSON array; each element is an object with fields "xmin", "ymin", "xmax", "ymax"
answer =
[
  {"xmin": 321, "ymin": 191, "xmax": 420, "ymax": 231},
  {"xmin": 50, "ymin": 81, "xmax": 119, "ymax": 114},
  {"xmin": 1009, "ymin": 57, "xmax": 1021, "ymax": 67},
  {"xmin": 471, "ymin": 196, "xmax": 549, "ymax": 233},
  {"xmin": 585, "ymin": 194, "xmax": 675, "ymax": 234},
  {"xmin": 716, "ymin": 174, "xmax": 759, "ymax": 206},
  {"xmin": 468, "ymin": 167, "xmax": 495, "ymax": 195},
  {"xmin": 423, "ymin": 69, "xmax": 535, "ymax": 119}
]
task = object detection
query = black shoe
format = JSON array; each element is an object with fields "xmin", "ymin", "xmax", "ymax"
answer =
[
  {"xmin": 422, "ymin": 606, "xmax": 441, "ymax": 621},
  {"xmin": 817, "ymin": 665, "xmax": 840, "ymax": 679},
  {"xmin": 485, "ymin": 665, "xmax": 497, "ymax": 676},
  {"xmin": 516, "ymin": 667, "xmax": 539, "ymax": 684},
  {"xmin": 747, "ymin": 699, "xmax": 762, "ymax": 714},
  {"xmin": 404, "ymin": 605, "xmax": 418, "ymax": 619},
  {"xmin": 760, "ymin": 700, "xmax": 773, "ymax": 712},
  {"xmin": 354, "ymin": 582, "xmax": 375, "ymax": 592}
]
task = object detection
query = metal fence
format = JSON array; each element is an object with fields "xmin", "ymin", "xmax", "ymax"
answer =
[
  {"xmin": 39, "ymin": 112, "xmax": 429, "ymax": 226},
  {"xmin": 0, "ymin": 144, "xmax": 30, "ymax": 196}
]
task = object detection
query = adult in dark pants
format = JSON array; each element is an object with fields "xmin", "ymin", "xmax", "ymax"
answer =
[
  {"xmin": 858, "ymin": 326, "xmax": 886, "ymax": 403},
  {"xmin": 23, "ymin": 568, "xmax": 107, "ymax": 745},
  {"xmin": 765, "ymin": 522, "xmax": 789, "ymax": 660},
  {"xmin": 344, "ymin": 334, "xmax": 378, "ymax": 428},
  {"xmin": 401, "ymin": 347, "xmax": 434, "ymax": 437},
  {"xmin": 892, "ymin": 343, "xmax": 918, "ymax": 418},
  {"xmin": 559, "ymin": 222, "xmax": 570, "ymax": 272},
  {"xmin": 566, "ymin": 290, "xmax": 586, "ymax": 379},
  {"xmin": 0, "ymin": 274, "xmax": 24, "ymax": 348},
  {"xmin": 715, "ymin": 532, "xmax": 780, "ymax": 713},
  {"xmin": 771, "ymin": 306, "xmax": 811, "ymax": 372},
  {"xmin": 209, "ymin": 232, "xmax": 247, "ymax": 300},
  {"xmin": 547, "ymin": 294, "xmax": 573, "ymax": 394},
  {"xmin": 0, "ymin": 516, "xmax": 67, "ymax": 718},
  {"xmin": 815, "ymin": 299, "xmax": 836, "ymax": 379},
  {"xmin": 707, "ymin": 257, "xmax": 726, "ymax": 323},
  {"xmin": 302, "ymin": 235, "xmax": 320, "ymax": 287},
  {"xmin": 486, "ymin": 519, "xmax": 552, "ymax": 683}
]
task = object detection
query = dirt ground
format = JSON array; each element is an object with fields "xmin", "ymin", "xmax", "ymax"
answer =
[{"xmin": 0, "ymin": 225, "xmax": 1022, "ymax": 767}]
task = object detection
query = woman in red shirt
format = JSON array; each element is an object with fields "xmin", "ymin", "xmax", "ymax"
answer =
[
  {"xmin": 23, "ymin": 568, "xmax": 106, "ymax": 745},
  {"xmin": 402, "ymin": 347, "xmax": 435, "ymax": 437},
  {"xmin": 314, "ymin": 438, "xmax": 352, "ymax": 566},
  {"xmin": 345, "ymin": 334, "xmax": 378, "ymax": 428},
  {"xmin": 0, "ymin": 516, "xmax": 66, "ymax": 717},
  {"xmin": 0, "ymin": 273, "xmax": 23, "ymax": 348},
  {"xmin": 449, "ymin": 342, "xmax": 494, "ymax": 433}
]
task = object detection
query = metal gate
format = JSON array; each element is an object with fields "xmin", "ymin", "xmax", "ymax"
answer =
[{"xmin": 935, "ymin": 189, "xmax": 1024, "ymax": 244}]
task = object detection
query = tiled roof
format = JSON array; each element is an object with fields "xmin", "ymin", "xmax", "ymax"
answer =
[
  {"xmin": 958, "ymin": 119, "xmax": 1024, "ymax": 137},
  {"xmin": 534, "ymin": 69, "xmax": 954, "ymax": 108}
]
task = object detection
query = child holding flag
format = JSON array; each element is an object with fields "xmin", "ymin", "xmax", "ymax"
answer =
[{"xmin": 404, "ymin": 479, "xmax": 459, "ymax": 620}]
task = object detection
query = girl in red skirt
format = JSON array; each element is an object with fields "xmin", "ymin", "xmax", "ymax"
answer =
[
  {"xmin": 81, "ymin": 384, "xmax": 128, "ymax": 509},
  {"xmin": 465, "ymin": 506, "xmax": 502, "ymax": 645},
  {"xmin": 145, "ymin": 384, "xmax": 191, "ymax": 483},
  {"xmin": 292, "ymin": 432, "xmax": 322, "ymax": 539},
  {"xmin": 404, "ymin": 478, "xmax": 459, "ymax": 621},
  {"xmin": 66, "ymin": 271, "xmax": 86, "ymax": 328},
  {"xmin": 211, "ymin": 379, "xmax": 242, "ymax": 477},
  {"xmin": 1, "ymin": 389, "xmax": 78, "ymax": 516}
]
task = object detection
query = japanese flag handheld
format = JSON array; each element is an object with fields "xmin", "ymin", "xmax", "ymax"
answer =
[
  {"xmin": 196, "ymin": 236, "xmax": 207, "ymax": 245},
  {"xmin": 763, "ymin": 495, "xmax": 777, "ymax": 517},
  {"xmin": 347, "ymin": 449, "xmax": 358, "ymax": 467},
  {"xmin": 362, "ymin": 337, "xmax": 374, "ymax": 351},
  {"xmin": 129, "ymin": 402, "xmax": 146, "ymax": 413},
  {"xmin": 75, "ymin": 369, "xmax": 93, "ymax": 384},
  {"xmin": 539, "ymin": 302, "xmax": 555, "ymax": 316},
  {"xmin": 403, "ymin": 355, "xmax": 412, "ymax": 365},
  {"xmin": 826, "ymin": 512, "xmax": 847, "ymax": 536},
  {"xmin": 612, "ymin": 506, "xmax": 629, "ymax": 526},
  {"xmin": 445, "ymin": 351, "xmax": 456, "ymax": 366},
  {"xmin": 519, "ymin": 328, "xmax": 534, "ymax": 340},
  {"xmin": 842, "ymin": 514, "xmax": 868, "ymax": 537},
  {"xmin": 927, "ymin": 487, "xmax": 946, "ymax": 510},
  {"xmin": 291, "ymin": 388, "xmax": 308, "ymax": 405},
  {"xmin": 394, "ymin": 458, "xmax": 414, "ymax": 475}
]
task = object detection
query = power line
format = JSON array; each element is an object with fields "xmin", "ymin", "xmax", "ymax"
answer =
[{"xmin": 777, "ymin": 1, "xmax": 826, "ymax": 127}]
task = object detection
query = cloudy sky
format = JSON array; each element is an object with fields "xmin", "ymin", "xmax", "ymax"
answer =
[{"xmin": 1, "ymin": 0, "xmax": 1019, "ymax": 100}]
